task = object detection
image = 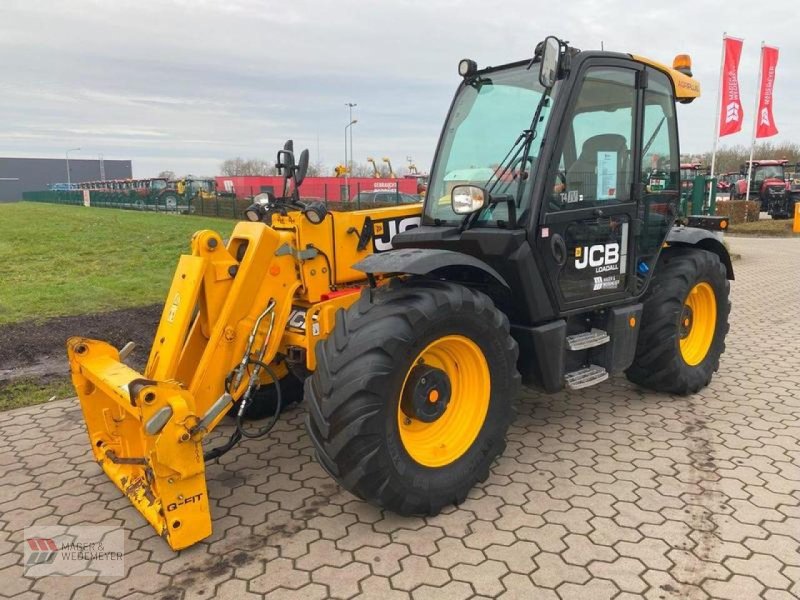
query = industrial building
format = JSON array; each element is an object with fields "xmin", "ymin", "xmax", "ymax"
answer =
[{"xmin": 0, "ymin": 157, "xmax": 132, "ymax": 202}]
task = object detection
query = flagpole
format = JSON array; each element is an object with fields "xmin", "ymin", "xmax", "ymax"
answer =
[
  {"xmin": 709, "ymin": 33, "xmax": 727, "ymax": 206},
  {"xmin": 744, "ymin": 41, "xmax": 765, "ymax": 215}
]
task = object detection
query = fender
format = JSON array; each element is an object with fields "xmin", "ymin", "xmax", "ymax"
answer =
[
  {"xmin": 666, "ymin": 226, "xmax": 734, "ymax": 280},
  {"xmin": 353, "ymin": 248, "xmax": 510, "ymax": 287}
]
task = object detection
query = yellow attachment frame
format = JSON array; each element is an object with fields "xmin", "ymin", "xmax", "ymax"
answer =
[
  {"xmin": 68, "ymin": 201, "xmax": 423, "ymax": 550},
  {"xmin": 67, "ymin": 221, "xmax": 301, "ymax": 549}
]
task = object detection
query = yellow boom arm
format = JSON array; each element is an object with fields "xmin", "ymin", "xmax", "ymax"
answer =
[{"xmin": 67, "ymin": 222, "xmax": 300, "ymax": 549}]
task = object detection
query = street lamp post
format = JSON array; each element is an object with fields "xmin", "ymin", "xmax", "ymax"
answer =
[
  {"xmin": 344, "ymin": 119, "xmax": 357, "ymax": 200},
  {"xmin": 66, "ymin": 147, "xmax": 81, "ymax": 189},
  {"xmin": 345, "ymin": 102, "xmax": 357, "ymax": 176}
]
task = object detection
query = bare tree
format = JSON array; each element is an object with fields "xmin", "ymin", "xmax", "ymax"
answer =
[
  {"xmin": 683, "ymin": 141, "xmax": 800, "ymax": 174},
  {"xmin": 158, "ymin": 170, "xmax": 175, "ymax": 180},
  {"xmin": 305, "ymin": 161, "xmax": 325, "ymax": 177},
  {"xmin": 349, "ymin": 162, "xmax": 396, "ymax": 178},
  {"xmin": 219, "ymin": 157, "xmax": 277, "ymax": 176}
]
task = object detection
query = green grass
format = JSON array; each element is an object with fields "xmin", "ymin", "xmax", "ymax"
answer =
[
  {"xmin": 0, "ymin": 202, "xmax": 234, "ymax": 325},
  {"xmin": 0, "ymin": 376, "xmax": 76, "ymax": 411},
  {"xmin": 727, "ymin": 218, "xmax": 799, "ymax": 237}
]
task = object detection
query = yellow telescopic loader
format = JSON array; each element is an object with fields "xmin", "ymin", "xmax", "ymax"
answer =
[{"xmin": 69, "ymin": 38, "xmax": 732, "ymax": 550}]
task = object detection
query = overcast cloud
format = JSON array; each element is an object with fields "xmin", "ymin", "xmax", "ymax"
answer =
[{"xmin": 1, "ymin": 0, "xmax": 797, "ymax": 177}]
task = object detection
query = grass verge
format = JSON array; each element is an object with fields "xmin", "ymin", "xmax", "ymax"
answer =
[
  {"xmin": 0, "ymin": 376, "xmax": 75, "ymax": 411},
  {"xmin": 0, "ymin": 202, "xmax": 234, "ymax": 325}
]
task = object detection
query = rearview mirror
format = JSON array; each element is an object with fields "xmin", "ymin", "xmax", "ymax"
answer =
[
  {"xmin": 277, "ymin": 140, "xmax": 296, "ymax": 175},
  {"xmin": 539, "ymin": 36, "xmax": 561, "ymax": 88},
  {"xmin": 296, "ymin": 149, "xmax": 310, "ymax": 186},
  {"xmin": 451, "ymin": 185, "xmax": 487, "ymax": 215}
]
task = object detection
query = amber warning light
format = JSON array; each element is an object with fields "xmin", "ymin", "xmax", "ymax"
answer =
[{"xmin": 673, "ymin": 54, "xmax": 693, "ymax": 76}]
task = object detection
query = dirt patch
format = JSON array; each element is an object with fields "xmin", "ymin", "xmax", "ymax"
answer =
[{"xmin": 0, "ymin": 305, "xmax": 161, "ymax": 381}]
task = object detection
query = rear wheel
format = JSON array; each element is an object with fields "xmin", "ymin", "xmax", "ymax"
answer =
[
  {"xmin": 305, "ymin": 280, "xmax": 520, "ymax": 515},
  {"xmin": 626, "ymin": 248, "xmax": 730, "ymax": 395}
]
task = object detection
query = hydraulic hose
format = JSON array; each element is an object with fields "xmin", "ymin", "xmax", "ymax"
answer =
[{"xmin": 235, "ymin": 360, "xmax": 283, "ymax": 438}]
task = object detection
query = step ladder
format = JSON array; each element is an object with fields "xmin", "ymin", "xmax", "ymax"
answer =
[
  {"xmin": 566, "ymin": 328, "xmax": 610, "ymax": 351},
  {"xmin": 564, "ymin": 365, "xmax": 609, "ymax": 390}
]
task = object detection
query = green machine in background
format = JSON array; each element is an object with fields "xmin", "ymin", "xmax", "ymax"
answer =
[{"xmin": 679, "ymin": 163, "xmax": 720, "ymax": 227}]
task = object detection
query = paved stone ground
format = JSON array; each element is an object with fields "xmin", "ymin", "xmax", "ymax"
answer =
[{"xmin": 1, "ymin": 236, "xmax": 799, "ymax": 600}]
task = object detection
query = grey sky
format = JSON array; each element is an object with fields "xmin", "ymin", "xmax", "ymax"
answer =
[{"xmin": 1, "ymin": 0, "xmax": 797, "ymax": 178}]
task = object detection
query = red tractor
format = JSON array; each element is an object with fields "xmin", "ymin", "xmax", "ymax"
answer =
[
  {"xmin": 716, "ymin": 172, "xmax": 741, "ymax": 193},
  {"xmin": 734, "ymin": 159, "xmax": 793, "ymax": 219}
]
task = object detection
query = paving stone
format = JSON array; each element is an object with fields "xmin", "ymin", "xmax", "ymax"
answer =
[
  {"xmin": 587, "ymin": 556, "xmax": 647, "ymax": 593},
  {"xmin": 311, "ymin": 562, "xmax": 371, "ymax": 599},
  {"xmin": 390, "ymin": 555, "xmax": 449, "ymax": 591},
  {"xmin": 557, "ymin": 577, "xmax": 620, "ymax": 600},
  {"xmin": 531, "ymin": 552, "xmax": 590, "ymax": 588},
  {"xmin": 450, "ymin": 559, "xmax": 509, "ymax": 596},
  {"xmin": 724, "ymin": 553, "xmax": 791, "ymax": 589},
  {"xmin": 703, "ymin": 574, "xmax": 766, "ymax": 600}
]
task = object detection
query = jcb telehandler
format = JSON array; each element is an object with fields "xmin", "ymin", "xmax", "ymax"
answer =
[{"xmin": 68, "ymin": 37, "xmax": 732, "ymax": 550}]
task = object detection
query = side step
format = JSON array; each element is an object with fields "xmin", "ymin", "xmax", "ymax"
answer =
[
  {"xmin": 565, "ymin": 365, "xmax": 609, "ymax": 390},
  {"xmin": 566, "ymin": 328, "xmax": 610, "ymax": 351}
]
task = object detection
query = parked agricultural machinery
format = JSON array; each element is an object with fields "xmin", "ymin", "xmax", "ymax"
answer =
[{"xmin": 734, "ymin": 159, "xmax": 795, "ymax": 219}]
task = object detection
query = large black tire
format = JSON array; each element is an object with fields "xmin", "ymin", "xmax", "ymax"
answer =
[
  {"xmin": 305, "ymin": 280, "xmax": 520, "ymax": 515},
  {"xmin": 231, "ymin": 372, "xmax": 305, "ymax": 420},
  {"xmin": 626, "ymin": 248, "xmax": 730, "ymax": 395}
]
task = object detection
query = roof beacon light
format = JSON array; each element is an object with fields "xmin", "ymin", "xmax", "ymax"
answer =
[{"xmin": 673, "ymin": 54, "xmax": 693, "ymax": 77}]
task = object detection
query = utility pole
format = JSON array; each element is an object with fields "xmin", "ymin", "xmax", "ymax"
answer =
[
  {"xmin": 345, "ymin": 102, "xmax": 357, "ymax": 176},
  {"xmin": 66, "ymin": 147, "xmax": 81, "ymax": 189},
  {"xmin": 344, "ymin": 119, "xmax": 357, "ymax": 200},
  {"xmin": 99, "ymin": 153, "xmax": 106, "ymax": 181}
]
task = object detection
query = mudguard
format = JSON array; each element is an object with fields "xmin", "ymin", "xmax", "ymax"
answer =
[
  {"xmin": 666, "ymin": 226, "xmax": 734, "ymax": 280},
  {"xmin": 353, "ymin": 248, "xmax": 510, "ymax": 287}
]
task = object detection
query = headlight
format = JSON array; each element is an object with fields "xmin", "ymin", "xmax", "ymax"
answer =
[
  {"xmin": 302, "ymin": 202, "xmax": 328, "ymax": 224},
  {"xmin": 244, "ymin": 203, "xmax": 265, "ymax": 222}
]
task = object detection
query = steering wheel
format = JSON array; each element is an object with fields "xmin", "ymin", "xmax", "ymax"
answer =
[
  {"xmin": 548, "ymin": 171, "xmax": 568, "ymax": 211},
  {"xmin": 510, "ymin": 155, "xmax": 535, "ymax": 178}
]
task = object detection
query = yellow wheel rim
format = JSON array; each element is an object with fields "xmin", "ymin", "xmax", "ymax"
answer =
[
  {"xmin": 397, "ymin": 335, "xmax": 490, "ymax": 467},
  {"xmin": 679, "ymin": 282, "xmax": 717, "ymax": 366}
]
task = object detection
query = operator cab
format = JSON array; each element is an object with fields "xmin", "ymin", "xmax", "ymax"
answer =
[{"xmin": 390, "ymin": 37, "xmax": 721, "ymax": 325}]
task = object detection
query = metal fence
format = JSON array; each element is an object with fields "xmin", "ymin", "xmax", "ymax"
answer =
[{"xmin": 22, "ymin": 185, "xmax": 423, "ymax": 219}]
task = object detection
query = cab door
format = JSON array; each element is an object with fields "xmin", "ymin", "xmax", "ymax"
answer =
[{"xmin": 536, "ymin": 62, "xmax": 643, "ymax": 313}]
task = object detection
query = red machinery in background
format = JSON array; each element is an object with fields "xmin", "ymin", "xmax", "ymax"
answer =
[{"xmin": 216, "ymin": 175, "xmax": 420, "ymax": 203}]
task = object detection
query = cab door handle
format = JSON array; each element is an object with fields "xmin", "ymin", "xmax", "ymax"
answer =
[{"xmin": 550, "ymin": 233, "xmax": 567, "ymax": 267}]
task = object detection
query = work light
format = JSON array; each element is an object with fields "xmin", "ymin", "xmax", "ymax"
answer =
[{"xmin": 458, "ymin": 59, "xmax": 477, "ymax": 78}]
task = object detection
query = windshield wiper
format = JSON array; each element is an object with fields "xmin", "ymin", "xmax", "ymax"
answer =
[{"xmin": 462, "ymin": 93, "xmax": 551, "ymax": 231}]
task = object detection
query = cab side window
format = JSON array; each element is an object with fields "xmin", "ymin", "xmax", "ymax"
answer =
[
  {"xmin": 548, "ymin": 68, "xmax": 638, "ymax": 211},
  {"xmin": 637, "ymin": 68, "xmax": 679, "ymax": 282}
]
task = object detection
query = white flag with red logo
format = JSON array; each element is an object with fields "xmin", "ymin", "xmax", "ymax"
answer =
[
  {"xmin": 719, "ymin": 36, "xmax": 744, "ymax": 137},
  {"xmin": 756, "ymin": 45, "xmax": 779, "ymax": 138}
]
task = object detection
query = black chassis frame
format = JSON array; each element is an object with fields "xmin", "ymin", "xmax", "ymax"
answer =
[{"xmin": 358, "ymin": 49, "xmax": 734, "ymax": 390}]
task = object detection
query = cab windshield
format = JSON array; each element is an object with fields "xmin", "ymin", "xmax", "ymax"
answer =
[
  {"xmin": 753, "ymin": 165, "xmax": 784, "ymax": 182},
  {"xmin": 425, "ymin": 64, "xmax": 556, "ymax": 225}
]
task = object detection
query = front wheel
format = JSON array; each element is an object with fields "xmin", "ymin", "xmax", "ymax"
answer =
[
  {"xmin": 626, "ymin": 248, "xmax": 730, "ymax": 395},
  {"xmin": 305, "ymin": 280, "xmax": 520, "ymax": 515}
]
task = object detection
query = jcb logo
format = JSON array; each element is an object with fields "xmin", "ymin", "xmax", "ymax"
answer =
[
  {"xmin": 373, "ymin": 216, "xmax": 421, "ymax": 252},
  {"xmin": 287, "ymin": 308, "xmax": 306, "ymax": 331},
  {"xmin": 575, "ymin": 243, "xmax": 620, "ymax": 273},
  {"xmin": 166, "ymin": 493, "xmax": 203, "ymax": 512}
]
